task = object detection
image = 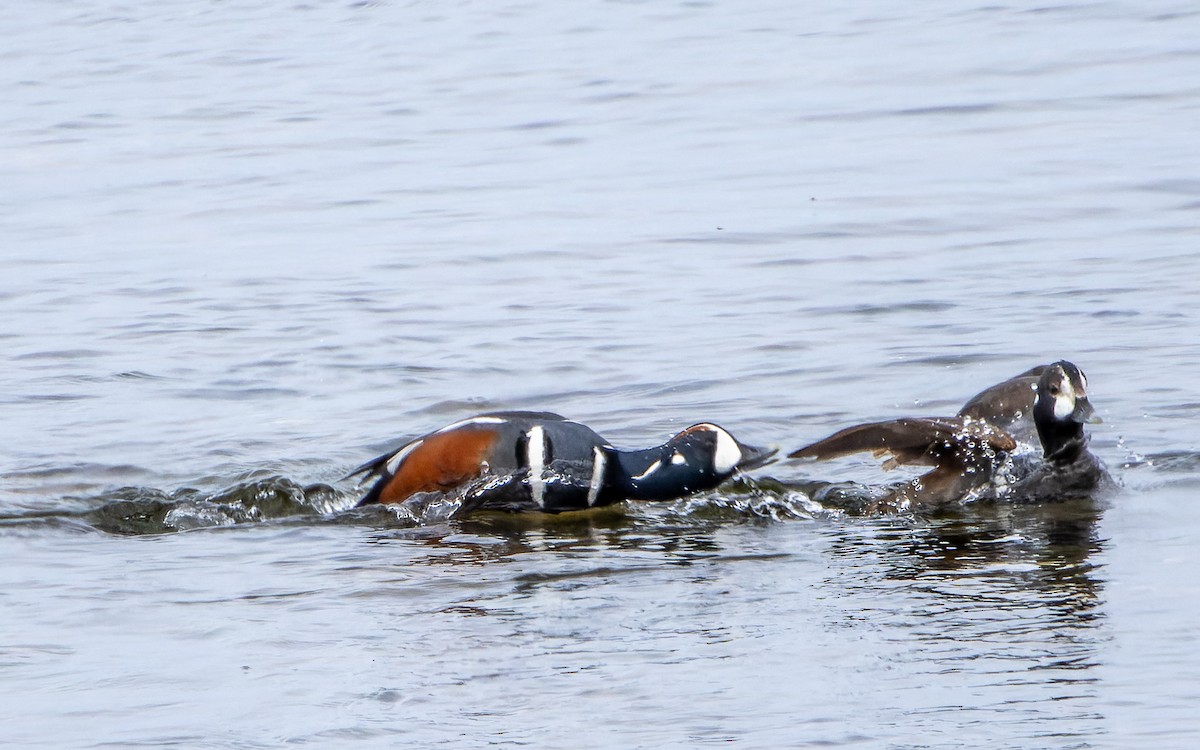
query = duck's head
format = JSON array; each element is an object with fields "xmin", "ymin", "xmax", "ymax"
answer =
[
  {"xmin": 1034, "ymin": 360, "xmax": 1101, "ymax": 461},
  {"xmin": 618, "ymin": 423, "xmax": 777, "ymax": 500},
  {"xmin": 668, "ymin": 423, "xmax": 778, "ymax": 476}
]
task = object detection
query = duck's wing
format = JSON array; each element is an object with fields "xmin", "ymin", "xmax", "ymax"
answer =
[
  {"xmin": 350, "ymin": 426, "xmax": 505, "ymax": 506},
  {"xmin": 789, "ymin": 417, "xmax": 1016, "ymax": 468},
  {"xmin": 344, "ymin": 441, "xmax": 413, "ymax": 482},
  {"xmin": 957, "ymin": 365, "xmax": 1047, "ymax": 429},
  {"xmin": 876, "ymin": 458, "xmax": 1000, "ymax": 512}
]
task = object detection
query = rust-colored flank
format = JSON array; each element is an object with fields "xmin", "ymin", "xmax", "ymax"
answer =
[{"xmin": 377, "ymin": 426, "xmax": 500, "ymax": 504}]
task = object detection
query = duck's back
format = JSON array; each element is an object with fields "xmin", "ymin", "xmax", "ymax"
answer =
[{"xmin": 957, "ymin": 365, "xmax": 1045, "ymax": 444}]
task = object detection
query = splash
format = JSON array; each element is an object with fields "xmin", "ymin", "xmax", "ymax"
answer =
[{"xmin": 0, "ymin": 476, "xmax": 351, "ymax": 536}]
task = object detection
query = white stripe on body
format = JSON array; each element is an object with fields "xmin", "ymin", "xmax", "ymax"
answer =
[
  {"xmin": 385, "ymin": 439, "xmax": 424, "ymax": 475},
  {"xmin": 527, "ymin": 425, "xmax": 547, "ymax": 508},
  {"xmin": 586, "ymin": 447, "xmax": 607, "ymax": 507},
  {"xmin": 435, "ymin": 416, "xmax": 507, "ymax": 433}
]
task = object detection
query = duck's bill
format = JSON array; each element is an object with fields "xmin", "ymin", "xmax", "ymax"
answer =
[
  {"xmin": 736, "ymin": 444, "xmax": 779, "ymax": 472},
  {"xmin": 1072, "ymin": 398, "xmax": 1102, "ymax": 424}
]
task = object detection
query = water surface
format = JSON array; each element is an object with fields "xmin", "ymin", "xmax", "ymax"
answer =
[{"xmin": 3, "ymin": 1, "xmax": 1200, "ymax": 747}]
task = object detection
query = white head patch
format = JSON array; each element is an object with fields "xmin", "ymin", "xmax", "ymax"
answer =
[
  {"xmin": 705, "ymin": 425, "xmax": 742, "ymax": 475},
  {"xmin": 1053, "ymin": 377, "xmax": 1077, "ymax": 420}
]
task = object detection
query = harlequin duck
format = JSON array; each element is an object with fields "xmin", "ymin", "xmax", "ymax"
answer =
[
  {"xmin": 349, "ymin": 411, "xmax": 776, "ymax": 515},
  {"xmin": 788, "ymin": 361, "xmax": 1107, "ymax": 510}
]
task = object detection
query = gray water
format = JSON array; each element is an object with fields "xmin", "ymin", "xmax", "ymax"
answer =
[{"xmin": 3, "ymin": 1, "xmax": 1200, "ymax": 747}]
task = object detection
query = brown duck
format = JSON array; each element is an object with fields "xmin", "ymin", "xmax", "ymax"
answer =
[{"xmin": 789, "ymin": 361, "xmax": 1106, "ymax": 511}]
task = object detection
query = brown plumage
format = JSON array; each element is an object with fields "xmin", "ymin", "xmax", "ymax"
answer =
[
  {"xmin": 370, "ymin": 426, "xmax": 501, "ymax": 505},
  {"xmin": 956, "ymin": 365, "xmax": 1045, "ymax": 440},
  {"xmin": 789, "ymin": 417, "xmax": 1016, "ymax": 466},
  {"xmin": 788, "ymin": 362, "xmax": 1102, "ymax": 512},
  {"xmin": 790, "ymin": 416, "xmax": 1017, "ymax": 511}
]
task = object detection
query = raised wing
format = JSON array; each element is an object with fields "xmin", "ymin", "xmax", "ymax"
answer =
[
  {"xmin": 789, "ymin": 417, "xmax": 1016, "ymax": 468},
  {"xmin": 957, "ymin": 365, "xmax": 1046, "ymax": 427}
]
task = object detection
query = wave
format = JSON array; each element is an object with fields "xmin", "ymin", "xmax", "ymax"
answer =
[
  {"xmin": 0, "ymin": 475, "xmax": 350, "ymax": 536},
  {"xmin": 0, "ymin": 473, "xmax": 827, "ymax": 536},
  {"xmin": 3, "ymin": 449, "xmax": 1198, "ymax": 536}
]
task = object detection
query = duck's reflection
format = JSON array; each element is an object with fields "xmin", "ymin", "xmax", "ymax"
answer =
[
  {"xmin": 840, "ymin": 496, "xmax": 1104, "ymax": 593},
  {"xmin": 820, "ymin": 496, "xmax": 1107, "ymax": 736},
  {"xmin": 357, "ymin": 484, "xmax": 1110, "ymax": 742},
  {"xmin": 361, "ymin": 504, "xmax": 731, "ymax": 570}
]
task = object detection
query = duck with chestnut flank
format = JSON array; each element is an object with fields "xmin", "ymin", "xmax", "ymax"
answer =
[
  {"xmin": 349, "ymin": 411, "xmax": 776, "ymax": 516},
  {"xmin": 788, "ymin": 361, "xmax": 1108, "ymax": 510}
]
